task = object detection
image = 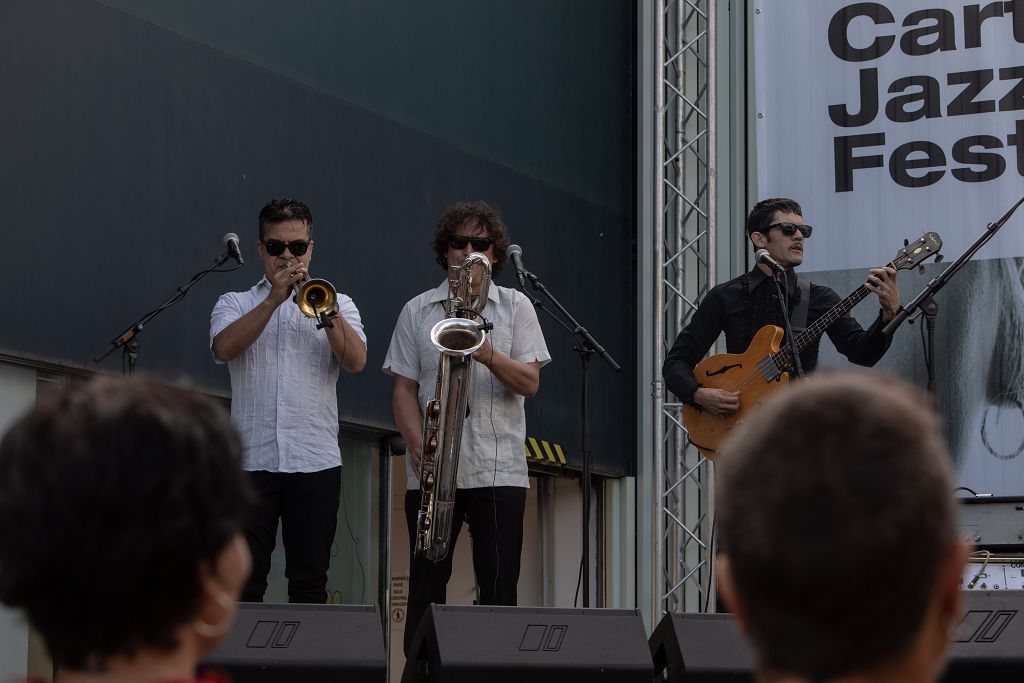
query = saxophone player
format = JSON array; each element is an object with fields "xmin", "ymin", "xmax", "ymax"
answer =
[
  {"xmin": 210, "ymin": 197, "xmax": 367, "ymax": 604},
  {"xmin": 384, "ymin": 201, "xmax": 550, "ymax": 654}
]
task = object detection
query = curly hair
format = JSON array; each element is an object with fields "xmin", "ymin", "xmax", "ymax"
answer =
[
  {"xmin": 0, "ymin": 377, "xmax": 253, "ymax": 669},
  {"xmin": 258, "ymin": 197, "xmax": 313, "ymax": 241},
  {"xmin": 431, "ymin": 201, "xmax": 510, "ymax": 277}
]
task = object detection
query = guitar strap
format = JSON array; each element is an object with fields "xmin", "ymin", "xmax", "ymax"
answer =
[{"xmin": 791, "ymin": 277, "xmax": 810, "ymax": 334}]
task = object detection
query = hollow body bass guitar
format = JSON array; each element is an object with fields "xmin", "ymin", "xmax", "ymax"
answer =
[{"xmin": 683, "ymin": 233, "xmax": 942, "ymax": 460}]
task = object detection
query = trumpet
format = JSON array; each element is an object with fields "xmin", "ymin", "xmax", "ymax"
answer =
[{"xmin": 284, "ymin": 263, "xmax": 339, "ymax": 329}]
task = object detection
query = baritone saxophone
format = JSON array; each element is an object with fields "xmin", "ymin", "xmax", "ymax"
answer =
[{"xmin": 414, "ymin": 252, "xmax": 492, "ymax": 562}]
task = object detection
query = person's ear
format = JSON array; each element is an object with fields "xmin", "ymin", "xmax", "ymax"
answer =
[
  {"xmin": 750, "ymin": 232, "xmax": 767, "ymax": 250},
  {"xmin": 716, "ymin": 554, "xmax": 750, "ymax": 636},
  {"xmin": 937, "ymin": 538, "xmax": 971, "ymax": 630},
  {"xmin": 192, "ymin": 563, "xmax": 236, "ymax": 641}
]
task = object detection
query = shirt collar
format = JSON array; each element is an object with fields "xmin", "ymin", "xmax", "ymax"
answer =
[
  {"xmin": 428, "ymin": 278, "xmax": 500, "ymax": 305},
  {"xmin": 749, "ymin": 264, "xmax": 797, "ymax": 294}
]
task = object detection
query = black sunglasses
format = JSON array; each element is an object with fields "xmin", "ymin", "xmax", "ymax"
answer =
[
  {"xmin": 449, "ymin": 235, "xmax": 494, "ymax": 250},
  {"xmin": 766, "ymin": 222, "xmax": 813, "ymax": 238},
  {"xmin": 263, "ymin": 239, "xmax": 310, "ymax": 256}
]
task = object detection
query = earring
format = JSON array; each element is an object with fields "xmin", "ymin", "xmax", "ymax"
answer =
[{"xmin": 193, "ymin": 589, "xmax": 236, "ymax": 639}]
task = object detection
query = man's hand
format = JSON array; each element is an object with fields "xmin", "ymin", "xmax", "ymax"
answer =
[
  {"xmin": 269, "ymin": 261, "xmax": 306, "ymax": 307},
  {"xmin": 392, "ymin": 375, "xmax": 426, "ymax": 479},
  {"xmin": 410, "ymin": 445, "xmax": 424, "ymax": 475},
  {"xmin": 471, "ymin": 337, "xmax": 494, "ymax": 366},
  {"xmin": 866, "ymin": 266, "xmax": 901, "ymax": 322},
  {"xmin": 693, "ymin": 387, "xmax": 740, "ymax": 417}
]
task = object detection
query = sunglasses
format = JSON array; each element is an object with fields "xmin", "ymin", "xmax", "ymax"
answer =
[
  {"xmin": 449, "ymin": 235, "xmax": 494, "ymax": 250},
  {"xmin": 766, "ymin": 222, "xmax": 813, "ymax": 238},
  {"xmin": 263, "ymin": 239, "xmax": 310, "ymax": 256}
]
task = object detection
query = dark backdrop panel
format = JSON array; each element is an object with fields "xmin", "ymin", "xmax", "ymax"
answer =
[
  {"xmin": 93, "ymin": 0, "xmax": 633, "ymax": 212},
  {"xmin": 0, "ymin": 0, "xmax": 634, "ymax": 476}
]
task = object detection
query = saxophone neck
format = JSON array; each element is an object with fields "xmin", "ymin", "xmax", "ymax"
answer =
[{"xmin": 448, "ymin": 253, "xmax": 492, "ymax": 318}]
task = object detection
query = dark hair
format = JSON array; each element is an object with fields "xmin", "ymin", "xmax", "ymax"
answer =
[
  {"xmin": 432, "ymin": 201, "xmax": 510, "ymax": 277},
  {"xmin": 0, "ymin": 377, "xmax": 253, "ymax": 669},
  {"xmin": 745, "ymin": 197, "xmax": 802, "ymax": 237},
  {"xmin": 258, "ymin": 197, "xmax": 313, "ymax": 241},
  {"xmin": 716, "ymin": 372, "xmax": 956, "ymax": 681}
]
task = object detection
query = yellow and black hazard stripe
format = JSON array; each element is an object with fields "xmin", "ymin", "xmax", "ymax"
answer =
[{"xmin": 524, "ymin": 436, "xmax": 567, "ymax": 467}]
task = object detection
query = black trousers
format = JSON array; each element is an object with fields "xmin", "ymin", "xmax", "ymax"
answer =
[
  {"xmin": 242, "ymin": 467, "xmax": 340, "ymax": 604},
  {"xmin": 403, "ymin": 486, "xmax": 527, "ymax": 654}
]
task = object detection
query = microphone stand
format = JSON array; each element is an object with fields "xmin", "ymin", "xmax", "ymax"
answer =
[
  {"xmin": 516, "ymin": 267, "xmax": 620, "ymax": 609},
  {"xmin": 882, "ymin": 194, "xmax": 1024, "ymax": 361},
  {"xmin": 770, "ymin": 268, "xmax": 804, "ymax": 379},
  {"xmin": 917, "ymin": 296, "xmax": 939, "ymax": 395},
  {"xmin": 94, "ymin": 253, "xmax": 240, "ymax": 375}
]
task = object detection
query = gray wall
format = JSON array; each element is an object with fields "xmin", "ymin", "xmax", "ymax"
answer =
[{"xmin": 0, "ymin": 0, "xmax": 635, "ymax": 476}]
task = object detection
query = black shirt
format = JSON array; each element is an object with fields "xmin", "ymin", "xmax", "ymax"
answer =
[{"xmin": 662, "ymin": 266, "xmax": 891, "ymax": 404}]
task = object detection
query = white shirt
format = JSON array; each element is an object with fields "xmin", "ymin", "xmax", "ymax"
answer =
[
  {"xmin": 383, "ymin": 281, "xmax": 551, "ymax": 489},
  {"xmin": 210, "ymin": 277, "xmax": 367, "ymax": 473}
]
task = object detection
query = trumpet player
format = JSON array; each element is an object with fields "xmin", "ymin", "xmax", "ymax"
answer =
[
  {"xmin": 210, "ymin": 197, "xmax": 366, "ymax": 604},
  {"xmin": 383, "ymin": 201, "xmax": 550, "ymax": 654}
]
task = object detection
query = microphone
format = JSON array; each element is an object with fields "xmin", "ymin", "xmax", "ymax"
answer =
[
  {"xmin": 507, "ymin": 244, "xmax": 530, "ymax": 289},
  {"xmin": 223, "ymin": 232, "xmax": 244, "ymax": 265},
  {"xmin": 754, "ymin": 249, "xmax": 785, "ymax": 274}
]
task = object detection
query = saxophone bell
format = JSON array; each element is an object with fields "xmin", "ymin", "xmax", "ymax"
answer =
[{"xmin": 430, "ymin": 318, "xmax": 487, "ymax": 356}]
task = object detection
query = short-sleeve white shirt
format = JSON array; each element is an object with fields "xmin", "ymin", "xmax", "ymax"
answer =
[
  {"xmin": 210, "ymin": 277, "xmax": 366, "ymax": 473},
  {"xmin": 383, "ymin": 281, "xmax": 551, "ymax": 489}
]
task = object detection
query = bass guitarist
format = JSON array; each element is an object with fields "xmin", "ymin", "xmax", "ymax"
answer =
[{"xmin": 663, "ymin": 197, "xmax": 901, "ymax": 421}]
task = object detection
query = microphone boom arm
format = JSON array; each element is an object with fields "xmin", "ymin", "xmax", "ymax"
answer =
[
  {"xmin": 882, "ymin": 192, "xmax": 1024, "ymax": 337},
  {"xmin": 94, "ymin": 251, "xmax": 239, "ymax": 371}
]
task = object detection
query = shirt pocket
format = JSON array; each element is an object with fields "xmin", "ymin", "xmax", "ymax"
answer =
[{"xmin": 489, "ymin": 322, "xmax": 513, "ymax": 358}]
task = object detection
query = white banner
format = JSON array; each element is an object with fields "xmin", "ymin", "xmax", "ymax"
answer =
[{"xmin": 754, "ymin": 0, "xmax": 1024, "ymax": 272}]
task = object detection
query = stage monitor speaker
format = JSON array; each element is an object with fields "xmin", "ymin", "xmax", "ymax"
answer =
[
  {"xmin": 199, "ymin": 603, "xmax": 386, "ymax": 683},
  {"xmin": 650, "ymin": 592, "xmax": 1024, "ymax": 682},
  {"xmin": 943, "ymin": 590, "xmax": 1024, "ymax": 681},
  {"xmin": 400, "ymin": 605, "xmax": 653, "ymax": 683},
  {"xmin": 649, "ymin": 612, "xmax": 753, "ymax": 682}
]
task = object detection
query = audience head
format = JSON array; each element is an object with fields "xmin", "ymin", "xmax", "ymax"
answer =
[
  {"xmin": 0, "ymin": 377, "xmax": 253, "ymax": 672},
  {"xmin": 716, "ymin": 372, "xmax": 968, "ymax": 682}
]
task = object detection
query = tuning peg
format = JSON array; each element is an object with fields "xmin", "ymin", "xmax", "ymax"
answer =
[
  {"xmin": 935, "ymin": 254, "xmax": 944, "ymax": 264},
  {"xmin": 904, "ymin": 238, "xmax": 910, "ymax": 246},
  {"xmin": 919, "ymin": 265, "xmax": 926, "ymax": 274}
]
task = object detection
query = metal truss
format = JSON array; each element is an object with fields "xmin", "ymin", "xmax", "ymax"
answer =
[{"xmin": 653, "ymin": 0, "xmax": 716, "ymax": 617}]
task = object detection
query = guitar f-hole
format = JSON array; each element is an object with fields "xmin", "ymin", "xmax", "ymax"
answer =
[{"xmin": 705, "ymin": 363, "xmax": 742, "ymax": 377}]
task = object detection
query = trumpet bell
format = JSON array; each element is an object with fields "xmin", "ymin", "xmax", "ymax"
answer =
[
  {"xmin": 430, "ymin": 318, "xmax": 486, "ymax": 356},
  {"xmin": 295, "ymin": 277, "xmax": 338, "ymax": 318}
]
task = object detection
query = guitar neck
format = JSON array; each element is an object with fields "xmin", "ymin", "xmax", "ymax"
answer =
[
  {"xmin": 785, "ymin": 259, "xmax": 896, "ymax": 357},
  {"xmin": 792, "ymin": 285, "xmax": 869, "ymax": 352}
]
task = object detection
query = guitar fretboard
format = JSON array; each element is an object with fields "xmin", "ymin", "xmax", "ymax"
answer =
[{"xmin": 771, "ymin": 259, "xmax": 897, "ymax": 370}]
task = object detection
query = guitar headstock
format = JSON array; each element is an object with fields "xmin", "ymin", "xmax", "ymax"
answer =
[{"xmin": 890, "ymin": 232, "xmax": 942, "ymax": 272}]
